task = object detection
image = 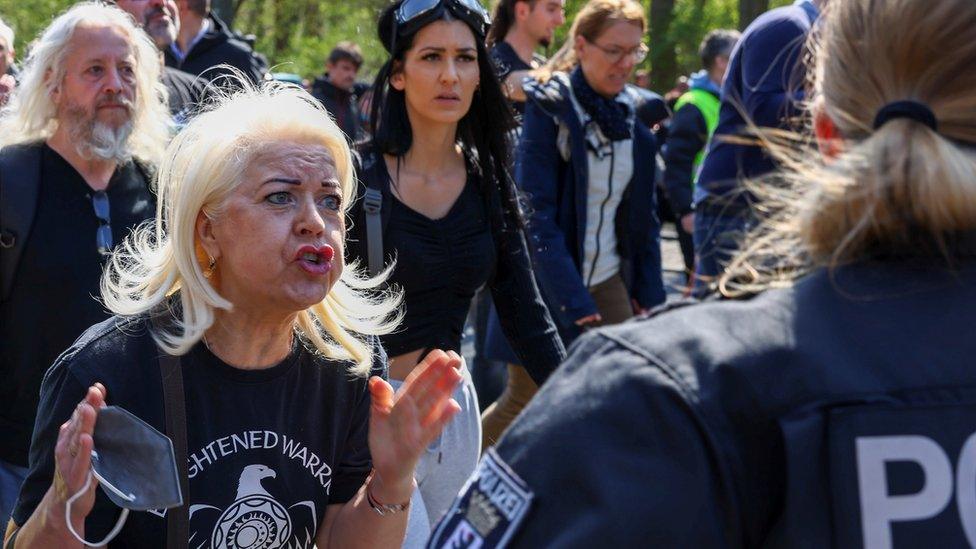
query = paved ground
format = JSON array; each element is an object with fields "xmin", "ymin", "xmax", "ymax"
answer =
[{"xmin": 659, "ymin": 222, "xmax": 692, "ymax": 300}]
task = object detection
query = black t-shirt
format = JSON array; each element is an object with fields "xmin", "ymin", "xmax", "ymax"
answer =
[
  {"xmin": 12, "ymin": 313, "xmax": 384, "ymax": 547},
  {"xmin": 380, "ymin": 174, "xmax": 495, "ymax": 357},
  {"xmin": 490, "ymin": 41, "xmax": 545, "ymax": 116},
  {"xmin": 0, "ymin": 145, "xmax": 155, "ymax": 466}
]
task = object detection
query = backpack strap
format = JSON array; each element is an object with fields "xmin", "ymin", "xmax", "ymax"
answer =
[
  {"xmin": 356, "ymin": 150, "xmax": 387, "ymax": 278},
  {"xmin": 159, "ymin": 352, "xmax": 189, "ymax": 549},
  {"xmin": 363, "ymin": 180, "xmax": 384, "ymax": 277},
  {"xmin": 0, "ymin": 144, "xmax": 43, "ymax": 304},
  {"xmin": 133, "ymin": 159, "xmax": 157, "ymax": 197}
]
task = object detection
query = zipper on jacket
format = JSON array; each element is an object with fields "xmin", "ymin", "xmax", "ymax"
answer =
[{"xmin": 587, "ymin": 146, "xmax": 615, "ymax": 288}]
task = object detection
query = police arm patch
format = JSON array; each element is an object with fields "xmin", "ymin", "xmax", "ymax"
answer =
[{"xmin": 427, "ymin": 448, "xmax": 534, "ymax": 549}]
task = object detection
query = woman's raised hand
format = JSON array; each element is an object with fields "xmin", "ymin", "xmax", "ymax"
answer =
[
  {"xmin": 366, "ymin": 350, "xmax": 462, "ymax": 503},
  {"xmin": 53, "ymin": 384, "xmax": 107, "ymax": 525}
]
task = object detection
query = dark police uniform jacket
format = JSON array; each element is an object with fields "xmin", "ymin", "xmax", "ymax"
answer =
[{"xmin": 429, "ymin": 259, "xmax": 976, "ymax": 548}]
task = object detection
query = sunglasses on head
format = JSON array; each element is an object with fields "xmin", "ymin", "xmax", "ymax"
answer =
[{"xmin": 394, "ymin": 0, "xmax": 491, "ymax": 39}]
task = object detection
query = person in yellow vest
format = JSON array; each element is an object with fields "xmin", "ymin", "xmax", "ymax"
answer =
[{"xmin": 663, "ymin": 29, "xmax": 740, "ymax": 281}]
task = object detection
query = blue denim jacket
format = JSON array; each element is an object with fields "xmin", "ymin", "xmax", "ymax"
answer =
[{"xmin": 518, "ymin": 73, "xmax": 665, "ymax": 335}]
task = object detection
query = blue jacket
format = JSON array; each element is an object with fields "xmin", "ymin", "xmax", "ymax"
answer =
[
  {"xmin": 518, "ymin": 73, "xmax": 665, "ymax": 334},
  {"xmin": 695, "ymin": 0, "xmax": 819, "ymax": 206}
]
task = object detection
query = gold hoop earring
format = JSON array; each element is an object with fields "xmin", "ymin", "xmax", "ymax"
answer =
[{"xmin": 204, "ymin": 256, "xmax": 217, "ymax": 278}]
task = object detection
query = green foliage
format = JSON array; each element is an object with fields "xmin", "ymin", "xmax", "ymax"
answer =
[
  {"xmin": 667, "ymin": 0, "xmax": 738, "ymax": 73},
  {"xmin": 236, "ymin": 0, "xmax": 390, "ymax": 81},
  {"xmin": 0, "ymin": 0, "xmax": 796, "ymax": 87},
  {"xmin": 0, "ymin": 0, "xmax": 73, "ymax": 56}
]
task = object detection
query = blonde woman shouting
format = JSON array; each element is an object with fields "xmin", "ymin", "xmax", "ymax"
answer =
[{"xmin": 6, "ymin": 83, "xmax": 462, "ymax": 548}]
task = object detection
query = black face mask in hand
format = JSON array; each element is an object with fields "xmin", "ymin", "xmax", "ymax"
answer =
[{"xmin": 66, "ymin": 406, "xmax": 183, "ymax": 547}]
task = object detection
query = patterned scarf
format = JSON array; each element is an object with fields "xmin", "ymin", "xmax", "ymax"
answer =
[{"xmin": 570, "ymin": 66, "xmax": 632, "ymax": 141}]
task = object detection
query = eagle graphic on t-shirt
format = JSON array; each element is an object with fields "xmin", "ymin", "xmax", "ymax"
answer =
[{"xmin": 188, "ymin": 464, "xmax": 317, "ymax": 549}]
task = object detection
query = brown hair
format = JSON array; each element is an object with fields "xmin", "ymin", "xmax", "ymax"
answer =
[
  {"xmin": 487, "ymin": 0, "xmax": 538, "ymax": 49},
  {"xmin": 328, "ymin": 41, "xmax": 363, "ymax": 69},
  {"xmin": 721, "ymin": 0, "xmax": 976, "ymax": 296},
  {"xmin": 535, "ymin": 0, "xmax": 644, "ymax": 82}
]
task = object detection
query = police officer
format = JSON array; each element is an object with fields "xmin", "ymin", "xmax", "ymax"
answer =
[{"xmin": 428, "ymin": 0, "xmax": 976, "ymax": 546}]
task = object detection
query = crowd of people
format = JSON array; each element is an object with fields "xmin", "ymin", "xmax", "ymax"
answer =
[{"xmin": 1, "ymin": 0, "xmax": 974, "ymax": 547}]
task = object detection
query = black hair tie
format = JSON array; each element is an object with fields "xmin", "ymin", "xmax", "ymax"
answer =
[{"xmin": 873, "ymin": 100, "xmax": 938, "ymax": 131}]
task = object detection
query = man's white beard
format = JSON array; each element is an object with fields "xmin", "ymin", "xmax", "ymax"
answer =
[
  {"xmin": 65, "ymin": 104, "xmax": 135, "ymax": 163},
  {"xmin": 84, "ymin": 119, "xmax": 134, "ymax": 163}
]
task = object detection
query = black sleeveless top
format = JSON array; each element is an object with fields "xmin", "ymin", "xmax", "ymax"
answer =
[{"xmin": 380, "ymin": 172, "xmax": 495, "ymax": 357}]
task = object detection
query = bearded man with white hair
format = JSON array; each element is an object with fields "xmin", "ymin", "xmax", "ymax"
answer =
[{"xmin": 0, "ymin": 2, "xmax": 171, "ymax": 523}]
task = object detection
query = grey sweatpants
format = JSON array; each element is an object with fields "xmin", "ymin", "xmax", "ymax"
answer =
[{"xmin": 390, "ymin": 362, "xmax": 481, "ymax": 548}]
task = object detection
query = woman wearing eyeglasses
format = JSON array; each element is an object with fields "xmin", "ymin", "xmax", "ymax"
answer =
[
  {"xmin": 346, "ymin": 0, "xmax": 566, "ymax": 544},
  {"xmin": 518, "ymin": 0, "xmax": 665, "ymax": 344}
]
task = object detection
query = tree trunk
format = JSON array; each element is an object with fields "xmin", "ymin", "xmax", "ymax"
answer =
[
  {"xmin": 649, "ymin": 0, "xmax": 678, "ymax": 91},
  {"xmin": 738, "ymin": 0, "xmax": 771, "ymax": 30}
]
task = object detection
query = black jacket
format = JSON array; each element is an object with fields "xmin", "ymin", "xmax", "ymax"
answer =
[
  {"xmin": 160, "ymin": 66, "xmax": 204, "ymax": 123},
  {"xmin": 346, "ymin": 146, "xmax": 566, "ymax": 385},
  {"xmin": 662, "ymin": 90, "xmax": 716, "ymax": 217},
  {"xmin": 310, "ymin": 76, "xmax": 363, "ymax": 142},
  {"xmin": 164, "ymin": 14, "xmax": 266, "ymax": 86},
  {"xmin": 430, "ymin": 259, "xmax": 976, "ymax": 547}
]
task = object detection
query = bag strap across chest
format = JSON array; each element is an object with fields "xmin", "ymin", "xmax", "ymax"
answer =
[{"xmin": 159, "ymin": 353, "xmax": 189, "ymax": 549}]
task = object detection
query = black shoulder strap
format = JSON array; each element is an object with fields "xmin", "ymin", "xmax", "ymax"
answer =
[
  {"xmin": 361, "ymin": 154, "xmax": 385, "ymax": 278},
  {"xmin": 0, "ymin": 144, "xmax": 43, "ymax": 304},
  {"xmin": 364, "ymin": 184, "xmax": 383, "ymax": 277},
  {"xmin": 133, "ymin": 158, "xmax": 157, "ymax": 195},
  {"xmin": 159, "ymin": 353, "xmax": 189, "ymax": 549}
]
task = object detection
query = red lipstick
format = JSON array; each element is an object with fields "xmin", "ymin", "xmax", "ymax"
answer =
[{"xmin": 295, "ymin": 245, "xmax": 334, "ymax": 276}]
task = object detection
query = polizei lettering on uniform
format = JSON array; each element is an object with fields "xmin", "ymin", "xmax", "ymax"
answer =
[
  {"xmin": 187, "ymin": 430, "xmax": 334, "ymax": 490},
  {"xmin": 478, "ymin": 467, "xmax": 528, "ymax": 520},
  {"xmin": 856, "ymin": 432, "xmax": 976, "ymax": 549},
  {"xmin": 427, "ymin": 449, "xmax": 534, "ymax": 549}
]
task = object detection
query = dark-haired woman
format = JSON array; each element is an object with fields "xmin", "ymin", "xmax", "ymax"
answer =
[{"xmin": 346, "ymin": 0, "xmax": 566, "ymax": 544}]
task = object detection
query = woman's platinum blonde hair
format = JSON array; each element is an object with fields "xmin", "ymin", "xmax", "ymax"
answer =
[
  {"xmin": 720, "ymin": 0, "xmax": 976, "ymax": 296},
  {"xmin": 0, "ymin": 2, "xmax": 171, "ymax": 164},
  {"xmin": 101, "ymin": 79, "xmax": 401, "ymax": 376}
]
